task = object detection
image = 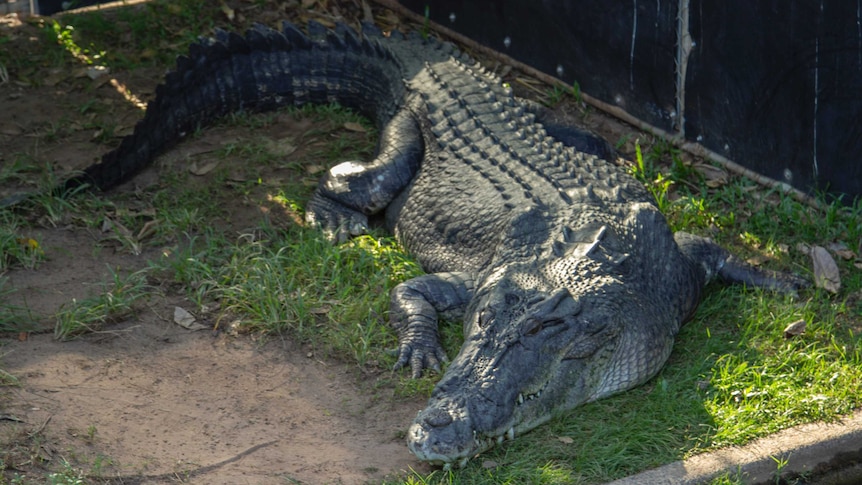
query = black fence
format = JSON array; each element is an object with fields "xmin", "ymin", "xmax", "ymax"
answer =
[{"xmin": 402, "ymin": 0, "xmax": 862, "ymax": 200}]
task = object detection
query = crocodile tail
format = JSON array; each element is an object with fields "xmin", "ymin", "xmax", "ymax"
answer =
[{"xmin": 64, "ymin": 21, "xmax": 416, "ymax": 194}]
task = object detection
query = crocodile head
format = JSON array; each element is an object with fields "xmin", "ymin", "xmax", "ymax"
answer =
[{"xmin": 407, "ymin": 266, "xmax": 631, "ymax": 466}]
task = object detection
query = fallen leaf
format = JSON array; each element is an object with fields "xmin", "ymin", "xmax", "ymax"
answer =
[
  {"xmin": 694, "ymin": 163, "xmax": 728, "ymax": 188},
  {"xmin": 114, "ymin": 207, "xmax": 157, "ymax": 218},
  {"xmin": 826, "ymin": 241, "xmax": 856, "ymax": 260},
  {"xmin": 16, "ymin": 238, "xmax": 39, "ymax": 250},
  {"xmin": 309, "ymin": 306, "xmax": 331, "ymax": 315},
  {"xmin": 86, "ymin": 65, "xmax": 110, "ymax": 80},
  {"xmin": 220, "ymin": 2, "xmax": 235, "ymax": 21},
  {"xmin": 557, "ymin": 436, "xmax": 574, "ymax": 444},
  {"xmin": 783, "ymin": 319, "xmax": 806, "ymax": 338},
  {"xmin": 305, "ymin": 164, "xmax": 325, "ymax": 174},
  {"xmin": 226, "ymin": 170, "xmax": 247, "ymax": 182},
  {"xmin": 136, "ymin": 220, "xmax": 159, "ymax": 241},
  {"xmin": 264, "ymin": 138, "xmax": 297, "ymax": 157},
  {"xmin": 796, "ymin": 242, "xmax": 812, "ymax": 256},
  {"xmin": 0, "ymin": 123, "xmax": 22, "ymax": 135},
  {"xmin": 361, "ymin": 0, "xmax": 374, "ymax": 22},
  {"xmin": 342, "ymin": 121, "xmax": 367, "ymax": 132},
  {"xmin": 811, "ymin": 245, "xmax": 841, "ymax": 293},
  {"xmin": 746, "ymin": 254, "xmax": 769, "ymax": 266},
  {"xmin": 174, "ymin": 307, "xmax": 207, "ymax": 331},
  {"xmin": 200, "ymin": 302, "xmax": 221, "ymax": 314},
  {"xmin": 189, "ymin": 159, "xmax": 220, "ymax": 176},
  {"xmin": 482, "ymin": 460, "xmax": 499, "ymax": 469}
]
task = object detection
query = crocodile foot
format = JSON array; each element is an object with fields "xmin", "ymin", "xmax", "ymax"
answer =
[
  {"xmin": 393, "ymin": 337, "xmax": 449, "ymax": 379},
  {"xmin": 305, "ymin": 192, "xmax": 369, "ymax": 244}
]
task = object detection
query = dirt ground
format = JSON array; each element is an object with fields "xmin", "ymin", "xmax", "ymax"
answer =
[
  {"xmin": 0, "ymin": 2, "xmax": 640, "ymax": 484},
  {"xmin": 2, "ymin": 227, "xmax": 431, "ymax": 484}
]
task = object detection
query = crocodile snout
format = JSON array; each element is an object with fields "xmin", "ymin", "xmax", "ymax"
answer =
[{"xmin": 407, "ymin": 403, "xmax": 478, "ymax": 465}]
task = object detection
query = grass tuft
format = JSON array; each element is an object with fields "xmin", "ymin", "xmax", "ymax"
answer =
[{"xmin": 54, "ymin": 267, "xmax": 151, "ymax": 340}]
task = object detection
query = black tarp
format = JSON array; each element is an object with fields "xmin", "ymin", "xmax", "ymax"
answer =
[{"xmin": 402, "ymin": 0, "xmax": 862, "ymax": 199}]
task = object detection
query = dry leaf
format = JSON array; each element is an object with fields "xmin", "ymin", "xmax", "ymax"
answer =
[
  {"xmin": 305, "ymin": 164, "xmax": 325, "ymax": 174},
  {"xmin": 361, "ymin": 0, "xmax": 374, "ymax": 22},
  {"xmin": 826, "ymin": 241, "xmax": 856, "ymax": 260},
  {"xmin": 136, "ymin": 220, "xmax": 160, "ymax": 241},
  {"xmin": 557, "ymin": 436, "xmax": 574, "ymax": 444},
  {"xmin": 746, "ymin": 254, "xmax": 769, "ymax": 266},
  {"xmin": 481, "ymin": 460, "xmax": 499, "ymax": 469},
  {"xmin": 226, "ymin": 170, "xmax": 247, "ymax": 182},
  {"xmin": 86, "ymin": 65, "xmax": 110, "ymax": 80},
  {"xmin": 342, "ymin": 121, "xmax": 367, "ymax": 132},
  {"xmin": 264, "ymin": 138, "xmax": 297, "ymax": 157},
  {"xmin": 200, "ymin": 302, "xmax": 221, "ymax": 314},
  {"xmin": 189, "ymin": 159, "xmax": 220, "ymax": 176},
  {"xmin": 811, "ymin": 245, "xmax": 841, "ymax": 293},
  {"xmin": 220, "ymin": 2, "xmax": 235, "ymax": 21},
  {"xmin": 174, "ymin": 307, "xmax": 207, "ymax": 331},
  {"xmin": 783, "ymin": 319, "xmax": 806, "ymax": 339},
  {"xmin": 0, "ymin": 123, "xmax": 22, "ymax": 136},
  {"xmin": 694, "ymin": 163, "xmax": 728, "ymax": 188},
  {"xmin": 796, "ymin": 242, "xmax": 812, "ymax": 256}
]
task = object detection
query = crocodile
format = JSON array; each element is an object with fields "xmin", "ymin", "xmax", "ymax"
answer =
[{"xmin": 9, "ymin": 21, "xmax": 807, "ymax": 466}]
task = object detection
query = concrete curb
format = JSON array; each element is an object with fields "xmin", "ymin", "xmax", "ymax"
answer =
[{"xmin": 606, "ymin": 409, "xmax": 862, "ymax": 485}]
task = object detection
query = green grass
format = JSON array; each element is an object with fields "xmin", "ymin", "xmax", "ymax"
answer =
[
  {"xmin": 53, "ymin": 267, "xmax": 151, "ymax": 340},
  {"xmin": 0, "ymin": 2, "xmax": 860, "ymax": 483},
  {"xmin": 0, "ymin": 277, "xmax": 36, "ymax": 335}
]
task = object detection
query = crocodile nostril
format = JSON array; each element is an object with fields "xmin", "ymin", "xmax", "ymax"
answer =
[{"xmin": 423, "ymin": 408, "xmax": 453, "ymax": 427}]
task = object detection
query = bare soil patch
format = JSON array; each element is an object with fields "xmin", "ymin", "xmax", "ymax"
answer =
[{"xmin": 2, "ymin": 226, "xmax": 429, "ymax": 483}]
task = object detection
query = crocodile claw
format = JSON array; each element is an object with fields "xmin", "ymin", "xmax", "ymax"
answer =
[
  {"xmin": 393, "ymin": 342, "xmax": 449, "ymax": 379},
  {"xmin": 305, "ymin": 192, "xmax": 369, "ymax": 244}
]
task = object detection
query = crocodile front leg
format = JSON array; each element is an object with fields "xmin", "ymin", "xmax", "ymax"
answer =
[
  {"xmin": 390, "ymin": 272, "xmax": 476, "ymax": 378},
  {"xmin": 305, "ymin": 100, "xmax": 424, "ymax": 243}
]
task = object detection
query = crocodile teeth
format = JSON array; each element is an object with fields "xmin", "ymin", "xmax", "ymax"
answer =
[
  {"xmin": 497, "ymin": 435, "xmax": 505, "ymax": 444},
  {"xmin": 458, "ymin": 457, "xmax": 469, "ymax": 468},
  {"xmin": 517, "ymin": 393, "xmax": 525, "ymax": 405},
  {"xmin": 507, "ymin": 427, "xmax": 515, "ymax": 440}
]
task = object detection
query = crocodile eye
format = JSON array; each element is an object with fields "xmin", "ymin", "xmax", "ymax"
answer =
[
  {"xmin": 524, "ymin": 317, "xmax": 542, "ymax": 335},
  {"xmin": 478, "ymin": 308, "xmax": 495, "ymax": 328}
]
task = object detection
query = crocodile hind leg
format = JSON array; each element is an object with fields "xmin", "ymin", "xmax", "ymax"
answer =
[
  {"xmin": 305, "ymin": 99, "xmax": 424, "ymax": 243},
  {"xmin": 390, "ymin": 272, "xmax": 477, "ymax": 378},
  {"xmin": 675, "ymin": 231, "xmax": 810, "ymax": 295}
]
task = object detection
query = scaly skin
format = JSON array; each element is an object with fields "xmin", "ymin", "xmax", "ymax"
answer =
[{"xmin": 4, "ymin": 21, "xmax": 809, "ymax": 466}]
